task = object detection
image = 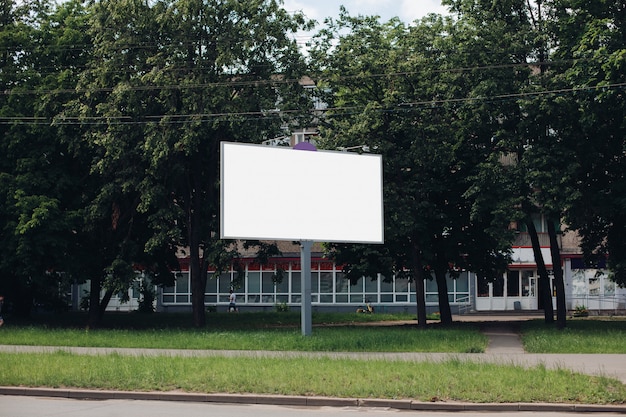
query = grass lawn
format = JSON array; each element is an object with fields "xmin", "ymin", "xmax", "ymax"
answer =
[
  {"xmin": 2, "ymin": 352, "xmax": 625, "ymax": 404},
  {"xmin": 2, "ymin": 311, "xmax": 487, "ymax": 353},
  {"xmin": 522, "ymin": 317, "xmax": 626, "ymax": 353},
  {"xmin": 1, "ymin": 312, "xmax": 626, "ymax": 404}
]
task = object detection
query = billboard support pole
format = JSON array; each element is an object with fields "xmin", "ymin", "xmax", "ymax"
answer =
[{"xmin": 300, "ymin": 240, "xmax": 313, "ymax": 336}]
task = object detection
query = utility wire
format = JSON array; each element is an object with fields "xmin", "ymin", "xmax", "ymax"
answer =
[
  {"xmin": 0, "ymin": 59, "xmax": 583, "ymax": 96},
  {"xmin": 2, "ymin": 81, "xmax": 623, "ymax": 126}
]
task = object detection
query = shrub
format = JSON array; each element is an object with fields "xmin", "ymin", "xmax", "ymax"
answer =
[{"xmin": 274, "ymin": 302, "xmax": 289, "ymax": 312}]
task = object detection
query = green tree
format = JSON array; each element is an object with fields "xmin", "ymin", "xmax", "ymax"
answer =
[
  {"xmin": 69, "ymin": 0, "xmax": 313, "ymax": 327},
  {"xmin": 0, "ymin": 0, "xmax": 181, "ymax": 327},
  {"xmin": 547, "ymin": 0, "xmax": 626, "ymax": 287},
  {"xmin": 443, "ymin": 0, "xmax": 576, "ymax": 326},
  {"xmin": 312, "ymin": 10, "xmax": 513, "ymax": 327},
  {"xmin": 0, "ymin": 0, "xmax": 92, "ymax": 316}
]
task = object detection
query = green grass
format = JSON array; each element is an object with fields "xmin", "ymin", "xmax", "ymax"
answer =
[
  {"xmin": 522, "ymin": 318, "xmax": 626, "ymax": 353},
  {"xmin": 7, "ymin": 311, "xmax": 417, "ymax": 330},
  {"xmin": 2, "ymin": 312, "xmax": 626, "ymax": 404},
  {"xmin": 1, "ymin": 312, "xmax": 486, "ymax": 353},
  {"xmin": 1, "ymin": 352, "xmax": 624, "ymax": 404}
]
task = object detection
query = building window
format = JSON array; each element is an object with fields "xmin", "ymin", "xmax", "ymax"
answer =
[
  {"xmin": 319, "ymin": 272, "xmax": 334, "ymax": 303},
  {"xmin": 521, "ymin": 270, "xmax": 535, "ymax": 297},
  {"xmin": 205, "ymin": 272, "xmax": 217, "ymax": 303},
  {"xmin": 350, "ymin": 277, "xmax": 365, "ymax": 303},
  {"xmin": 380, "ymin": 276, "xmax": 393, "ymax": 302},
  {"xmin": 335, "ymin": 272, "xmax": 349, "ymax": 303},
  {"xmin": 572, "ymin": 269, "xmax": 616, "ymax": 298},
  {"xmin": 162, "ymin": 262, "xmax": 470, "ymax": 308},
  {"xmin": 604, "ymin": 275, "xmax": 616, "ymax": 296},
  {"xmin": 477, "ymin": 276, "xmax": 489, "ymax": 297},
  {"xmin": 310, "ymin": 264, "xmax": 319, "ymax": 303},
  {"xmin": 425, "ymin": 277, "xmax": 438, "ymax": 303},
  {"xmin": 247, "ymin": 271, "xmax": 261, "ymax": 303},
  {"xmin": 452, "ymin": 272, "xmax": 470, "ymax": 302},
  {"xmin": 424, "ymin": 272, "xmax": 470, "ymax": 303},
  {"xmin": 291, "ymin": 271, "xmax": 301, "ymax": 303},
  {"xmin": 365, "ymin": 275, "xmax": 378, "ymax": 303},
  {"xmin": 175, "ymin": 272, "xmax": 190, "ymax": 303},
  {"xmin": 395, "ymin": 277, "xmax": 409, "ymax": 302},
  {"xmin": 218, "ymin": 272, "xmax": 232, "ymax": 302},
  {"xmin": 275, "ymin": 270, "xmax": 289, "ymax": 304},
  {"xmin": 507, "ymin": 270, "xmax": 520, "ymax": 296}
]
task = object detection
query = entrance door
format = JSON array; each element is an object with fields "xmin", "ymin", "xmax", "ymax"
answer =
[{"xmin": 522, "ymin": 271, "xmax": 538, "ymax": 309}]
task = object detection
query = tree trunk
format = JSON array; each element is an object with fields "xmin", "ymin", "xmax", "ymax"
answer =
[
  {"xmin": 99, "ymin": 288, "xmax": 114, "ymax": 319},
  {"xmin": 434, "ymin": 266, "xmax": 453, "ymax": 325},
  {"xmin": 411, "ymin": 246, "xmax": 428, "ymax": 329},
  {"xmin": 189, "ymin": 241, "xmax": 207, "ymax": 327},
  {"xmin": 525, "ymin": 219, "xmax": 554, "ymax": 323},
  {"xmin": 547, "ymin": 219, "xmax": 567, "ymax": 329},
  {"xmin": 187, "ymin": 153, "xmax": 208, "ymax": 327},
  {"xmin": 87, "ymin": 276, "xmax": 102, "ymax": 328}
]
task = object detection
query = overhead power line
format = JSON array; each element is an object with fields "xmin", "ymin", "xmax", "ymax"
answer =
[
  {"xmin": 0, "ymin": 59, "xmax": 583, "ymax": 96},
  {"xmin": 1, "ymin": 81, "xmax": 624, "ymax": 126}
]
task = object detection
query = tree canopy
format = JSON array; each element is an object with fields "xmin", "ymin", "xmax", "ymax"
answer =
[{"xmin": 0, "ymin": 0, "xmax": 624, "ymax": 327}]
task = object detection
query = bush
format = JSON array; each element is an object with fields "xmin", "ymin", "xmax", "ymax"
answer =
[{"xmin": 274, "ymin": 302, "xmax": 289, "ymax": 312}]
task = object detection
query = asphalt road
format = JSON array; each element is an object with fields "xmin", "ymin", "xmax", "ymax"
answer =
[{"xmin": 2, "ymin": 396, "xmax": 626, "ymax": 417}]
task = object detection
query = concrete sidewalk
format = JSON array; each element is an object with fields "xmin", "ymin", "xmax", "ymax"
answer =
[{"xmin": 1, "ymin": 316, "xmax": 626, "ymax": 413}]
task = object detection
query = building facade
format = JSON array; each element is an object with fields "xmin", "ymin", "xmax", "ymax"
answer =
[{"xmin": 88, "ymin": 231, "xmax": 625, "ymax": 315}]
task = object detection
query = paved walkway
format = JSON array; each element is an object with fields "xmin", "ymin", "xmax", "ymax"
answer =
[{"xmin": 2, "ymin": 315, "xmax": 626, "ymax": 413}]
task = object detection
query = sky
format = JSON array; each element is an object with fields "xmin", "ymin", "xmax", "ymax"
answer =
[{"xmin": 282, "ymin": 0, "xmax": 449, "ymax": 25}]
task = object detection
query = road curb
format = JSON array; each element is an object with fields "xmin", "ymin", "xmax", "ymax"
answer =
[{"xmin": 2, "ymin": 386, "xmax": 626, "ymax": 413}]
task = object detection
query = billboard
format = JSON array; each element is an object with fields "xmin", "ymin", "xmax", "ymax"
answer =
[{"xmin": 220, "ymin": 142, "xmax": 384, "ymax": 243}]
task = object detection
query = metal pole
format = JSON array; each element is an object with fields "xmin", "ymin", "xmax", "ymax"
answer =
[{"xmin": 300, "ymin": 240, "xmax": 313, "ymax": 336}]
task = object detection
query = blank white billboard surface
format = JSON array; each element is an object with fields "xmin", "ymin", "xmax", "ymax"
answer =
[{"xmin": 221, "ymin": 142, "xmax": 383, "ymax": 243}]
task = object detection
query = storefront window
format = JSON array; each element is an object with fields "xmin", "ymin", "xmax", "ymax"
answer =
[
  {"xmin": 175, "ymin": 273, "xmax": 189, "ymax": 293},
  {"xmin": 320, "ymin": 272, "xmax": 334, "ymax": 303},
  {"xmin": 365, "ymin": 275, "xmax": 378, "ymax": 303},
  {"xmin": 446, "ymin": 275, "xmax": 454, "ymax": 294},
  {"xmin": 219, "ymin": 272, "xmax": 231, "ymax": 293},
  {"xmin": 203, "ymin": 272, "xmax": 217, "ymax": 303},
  {"xmin": 174, "ymin": 273, "xmax": 190, "ymax": 303},
  {"xmin": 507, "ymin": 270, "xmax": 520, "ymax": 296},
  {"xmin": 262, "ymin": 271, "xmax": 275, "ymax": 303},
  {"xmin": 291, "ymin": 272, "xmax": 301, "ymax": 303},
  {"xmin": 492, "ymin": 276, "xmax": 504, "ymax": 297},
  {"xmin": 424, "ymin": 275, "xmax": 437, "ymax": 302},
  {"xmin": 160, "ymin": 262, "xmax": 488, "ymax": 309},
  {"xmin": 380, "ymin": 275, "xmax": 393, "ymax": 302},
  {"xmin": 205, "ymin": 273, "xmax": 217, "ymax": 293},
  {"xmin": 335, "ymin": 272, "xmax": 348, "ymax": 303},
  {"xmin": 275, "ymin": 272, "xmax": 289, "ymax": 293},
  {"xmin": 425, "ymin": 276, "xmax": 437, "ymax": 293},
  {"xmin": 350, "ymin": 277, "xmax": 364, "ymax": 303},
  {"xmin": 365, "ymin": 276, "xmax": 378, "ymax": 292},
  {"xmin": 454, "ymin": 272, "xmax": 470, "ymax": 302},
  {"xmin": 477, "ymin": 276, "xmax": 489, "ymax": 297},
  {"xmin": 395, "ymin": 277, "xmax": 409, "ymax": 302},
  {"xmin": 247, "ymin": 271, "xmax": 260, "ymax": 303},
  {"xmin": 311, "ymin": 270, "xmax": 319, "ymax": 293},
  {"xmin": 381, "ymin": 277, "xmax": 392, "ymax": 291},
  {"xmin": 262, "ymin": 271, "xmax": 274, "ymax": 293},
  {"xmin": 456, "ymin": 272, "xmax": 469, "ymax": 293}
]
